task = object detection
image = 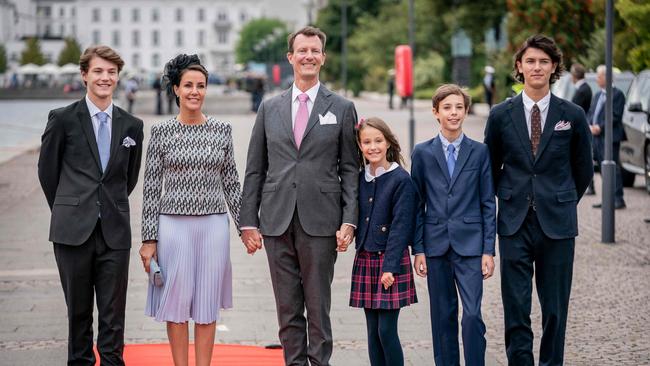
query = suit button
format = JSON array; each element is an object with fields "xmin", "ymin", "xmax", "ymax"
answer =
[
  {"xmin": 96, "ymin": 201, "xmax": 102, "ymax": 206},
  {"xmin": 448, "ymin": 194, "xmax": 452, "ymax": 198},
  {"xmin": 369, "ymin": 197, "xmax": 373, "ymax": 203},
  {"xmin": 526, "ymin": 195, "xmax": 531, "ymax": 201},
  {"xmin": 292, "ymin": 183, "xmax": 297, "ymax": 188},
  {"xmin": 365, "ymin": 217, "xmax": 369, "ymax": 222},
  {"xmin": 381, "ymin": 226, "xmax": 387, "ymax": 232}
]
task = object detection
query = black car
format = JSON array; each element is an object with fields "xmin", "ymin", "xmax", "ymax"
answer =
[{"xmin": 620, "ymin": 70, "xmax": 650, "ymax": 192}]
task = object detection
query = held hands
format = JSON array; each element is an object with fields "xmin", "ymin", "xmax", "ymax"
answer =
[
  {"xmin": 241, "ymin": 229, "xmax": 263, "ymax": 255},
  {"xmin": 336, "ymin": 224, "xmax": 354, "ymax": 252},
  {"xmin": 381, "ymin": 272, "xmax": 395, "ymax": 290},
  {"xmin": 482, "ymin": 254, "xmax": 495, "ymax": 280},
  {"xmin": 139, "ymin": 241, "xmax": 157, "ymax": 273},
  {"xmin": 413, "ymin": 254, "xmax": 427, "ymax": 278}
]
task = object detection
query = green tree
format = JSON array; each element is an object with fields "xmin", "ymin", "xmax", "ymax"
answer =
[
  {"xmin": 235, "ymin": 18, "xmax": 289, "ymax": 64},
  {"xmin": 616, "ymin": 0, "xmax": 650, "ymax": 72},
  {"xmin": 506, "ymin": 0, "xmax": 596, "ymax": 66},
  {"xmin": 20, "ymin": 37, "xmax": 46, "ymax": 65},
  {"xmin": 0, "ymin": 44, "xmax": 7, "ymax": 74},
  {"xmin": 57, "ymin": 37, "xmax": 81, "ymax": 66}
]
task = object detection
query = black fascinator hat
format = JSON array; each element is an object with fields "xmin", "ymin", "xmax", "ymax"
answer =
[{"xmin": 162, "ymin": 54, "xmax": 208, "ymax": 106}]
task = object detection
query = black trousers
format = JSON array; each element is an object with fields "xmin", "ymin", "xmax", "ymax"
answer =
[
  {"xmin": 499, "ymin": 209, "xmax": 575, "ymax": 366},
  {"xmin": 54, "ymin": 220, "xmax": 130, "ymax": 366}
]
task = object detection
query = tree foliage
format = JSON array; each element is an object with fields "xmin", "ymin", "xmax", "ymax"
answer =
[
  {"xmin": 0, "ymin": 44, "xmax": 7, "ymax": 74},
  {"xmin": 235, "ymin": 18, "xmax": 289, "ymax": 64},
  {"xmin": 616, "ymin": 0, "xmax": 650, "ymax": 72},
  {"xmin": 506, "ymin": 0, "xmax": 595, "ymax": 66},
  {"xmin": 57, "ymin": 37, "xmax": 82, "ymax": 66},
  {"xmin": 20, "ymin": 38, "xmax": 46, "ymax": 65}
]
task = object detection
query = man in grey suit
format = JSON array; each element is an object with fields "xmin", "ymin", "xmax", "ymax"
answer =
[{"xmin": 240, "ymin": 26, "xmax": 359, "ymax": 366}]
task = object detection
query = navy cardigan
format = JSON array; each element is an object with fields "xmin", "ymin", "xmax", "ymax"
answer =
[{"xmin": 354, "ymin": 166, "xmax": 419, "ymax": 274}]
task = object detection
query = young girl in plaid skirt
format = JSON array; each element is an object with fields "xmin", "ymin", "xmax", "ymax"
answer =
[{"xmin": 346, "ymin": 117, "xmax": 418, "ymax": 366}]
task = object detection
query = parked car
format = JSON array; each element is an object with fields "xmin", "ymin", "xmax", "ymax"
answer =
[{"xmin": 620, "ymin": 70, "xmax": 650, "ymax": 192}]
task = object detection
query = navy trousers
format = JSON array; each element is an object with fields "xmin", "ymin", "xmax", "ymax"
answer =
[
  {"xmin": 426, "ymin": 249, "xmax": 486, "ymax": 366},
  {"xmin": 500, "ymin": 208, "xmax": 575, "ymax": 366}
]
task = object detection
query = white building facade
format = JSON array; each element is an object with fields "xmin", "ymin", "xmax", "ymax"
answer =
[{"xmin": 2, "ymin": 0, "xmax": 327, "ymax": 76}]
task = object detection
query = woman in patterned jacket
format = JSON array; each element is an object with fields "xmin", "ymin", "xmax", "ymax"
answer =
[{"xmin": 139, "ymin": 54, "xmax": 242, "ymax": 366}]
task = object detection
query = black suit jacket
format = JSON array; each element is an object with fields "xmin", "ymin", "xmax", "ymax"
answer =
[
  {"xmin": 38, "ymin": 98, "xmax": 144, "ymax": 249},
  {"xmin": 484, "ymin": 93, "xmax": 593, "ymax": 239},
  {"xmin": 571, "ymin": 81, "xmax": 592, "ymax": 115},
  {"xmin": 586, "ymin": 87, "xmax": 626, "ymax": 143}
]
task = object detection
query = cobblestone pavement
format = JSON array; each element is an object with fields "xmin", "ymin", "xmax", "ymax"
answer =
[{"xmin": 1, "ymin": 92, "xmax": 649, "ymax": 365}]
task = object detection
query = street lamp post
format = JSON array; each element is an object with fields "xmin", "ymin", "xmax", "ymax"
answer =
[
  {"xmin": 408, "ymin": 0, "xmax": 415, "ymax": 153},
  {"xmin": 602, "ymin": 0, "xmax": 615, "ymax": 243},
  {"xmin": 341, "ymin": 0, "xmax": 348, "ymax": 96}
]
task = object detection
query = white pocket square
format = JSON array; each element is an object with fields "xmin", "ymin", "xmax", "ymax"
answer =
[
  {"xmin": 122, "ymin": 136, "xmax": 136, "ymax": 147},
  {"xmin": 554, "ymin": 120, "xmax": 571, "ymax": 131},
  {"xmin": 319, "ymin": 111, "xmax": 338, "ymax": 125}
]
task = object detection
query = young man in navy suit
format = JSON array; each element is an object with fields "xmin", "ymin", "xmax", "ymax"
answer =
[
  {"xmin": 484, "ymin": 35, "xmax": 593, "ymax": 366},
  {"xmin": 412, "ymin": 84, "xmax": 496, "ymax": 366}
]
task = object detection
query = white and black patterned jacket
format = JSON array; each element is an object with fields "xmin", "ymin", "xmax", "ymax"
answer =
[{"xmin": 141, "ymin": 117, "xmax": 241, "ymax": 241}]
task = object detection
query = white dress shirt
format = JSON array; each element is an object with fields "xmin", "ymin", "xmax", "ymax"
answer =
[
  {"xmin": 291, "ymin": 82, "xmax": 320, "ymax": 127},
  {"xmin": 85, "ymin": 95, "xmax": 114, "ymax": 143},
  {"xmin": 439, "ymin": 132, "xmax": 464, "ymax": 161},
  {"xmin": 364, "ymin": 162, "xmax": 399, "ymax": 182},
  {"xmin": 521, "ymin": 90, "xmax": 551, "ymax": 137}
]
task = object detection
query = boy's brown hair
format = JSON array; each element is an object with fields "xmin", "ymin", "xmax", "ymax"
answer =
[
  {"xmin": 431, "ymin": 84, "xmax": 471, "ymax": 112},
  {"xmin": 513, "ymin": 34, "xmax": 564, "ymax": 84},
  {"xmin": 356, "ymin": 117, "xmax": 405, "ymax": 166},
  {"xmin": 79, "ymin": 45, "xmax": 125, "ymax": 74},
  {"xmin": 287, "ymin": 26, "xmax": 327, "ymax": 53}
]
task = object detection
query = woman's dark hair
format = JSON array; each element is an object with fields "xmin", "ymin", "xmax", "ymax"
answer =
[
  {"xmin": 356, "ymin": 117, "xmax": 405, "ymax": 167},
  {"xmin": 162, "ymin": 54, "xmax": 208, "ymax": 106},
  {"xmin": 513, "ymin": 34, "xmax": 564, "ymax": 84}
]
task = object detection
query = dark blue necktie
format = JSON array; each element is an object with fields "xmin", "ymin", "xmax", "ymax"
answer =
[
  {"xmin": 447, "ymin": 144, "xmax": 456, "ymax": 177},
  {"xmin": 96, "ymin": 112, "xmax": 110, "ymax": 172}
]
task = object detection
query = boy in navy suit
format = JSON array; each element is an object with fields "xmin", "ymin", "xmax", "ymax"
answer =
[{"xmin": 412, "ymin": 84, "xmax": 496, "ymax": 366}]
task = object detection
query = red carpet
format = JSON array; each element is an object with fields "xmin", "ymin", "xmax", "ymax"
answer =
[{"xmin": 93, "ymin": 344, "xmax": 284, "ymax": 365}]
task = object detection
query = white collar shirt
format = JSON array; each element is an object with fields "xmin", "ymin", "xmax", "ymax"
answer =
[
  {"xmin": 85, "ymin": 95, "xmax": 114, "ymax": 142},
  {"xmin": 438, "ymin": 132, "xmax": 464, "ymax": 161},
  {"xmin": 364, "ymin": 162, "xmax": 399, "ymax": 182},
  {"xmin": 291, "ymin": 82, "xmax": 320, "ymax": 128},
  {"xmin": 522, "ymin": 90, "xmax": 551, "ymax": 137}
]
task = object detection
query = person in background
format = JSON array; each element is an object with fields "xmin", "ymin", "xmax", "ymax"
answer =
[
  {"xmin": 483, "ymin": 66, "xmax": 496, "ymax": 109},
  {"xmin": 586, "ymin": 65, "xmax": 627, "ymax": 209},
  {"xmin": 139, "ymin": 54, "xmax": 242, "ymax": 366}
]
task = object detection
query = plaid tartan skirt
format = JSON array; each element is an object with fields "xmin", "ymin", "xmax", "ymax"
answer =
[{"xmin": 349, "ymin": 249, "xmax": 418, "ymax": 309}]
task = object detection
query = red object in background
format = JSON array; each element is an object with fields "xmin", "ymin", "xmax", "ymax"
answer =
[
  {"xmin": 395, "ymin": 45, "xmax": 413, "ymax": 98},
  {"xmin": 272, "ymin": 64, "xmax": 281, "ymax": 86}
]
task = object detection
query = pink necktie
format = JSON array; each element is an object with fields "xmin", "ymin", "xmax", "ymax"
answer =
[{"xmin": 294, "ymin": 93, "xmax": 309, "ymax": 149}]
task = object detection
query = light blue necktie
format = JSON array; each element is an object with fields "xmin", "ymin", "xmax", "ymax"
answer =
[
  {"xmin": 96, "ymin": 112, "xmax": 110, "ymax": 172},
  {"xmin": 447, "ymin": 144, "xmax": 456, "ymax": 178},
  {"xmin": 592, "ymin": 92, "xmax": 606, "ymax": 125}
]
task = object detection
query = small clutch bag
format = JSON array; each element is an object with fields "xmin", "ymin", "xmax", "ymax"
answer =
[{"xmin": 149, "ymin": 258, "xmax": 164, "ymax": 287}]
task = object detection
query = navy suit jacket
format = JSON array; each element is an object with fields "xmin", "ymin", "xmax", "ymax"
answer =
[
  {"xmin": 354, "ymin": 166, "xmax": 418, "ymax": 274},
  {"xmin": 586, "ymin": 87, "xmax": 626, "ymax": 143},
  {"xmin": 484, "ymin": 93, "xmax": 593, "ymax": 239},
  {"xmin": 411, "ymin": 136, "xmax": 496, "ymax": 257},
  {"xmin": 571, "ymin": 82, "xmax": 592, "ymax": 115}
]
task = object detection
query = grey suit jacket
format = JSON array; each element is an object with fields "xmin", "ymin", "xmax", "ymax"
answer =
[{"xmin": 240, "ymin": 85, "xmax": 359, "ymax": 237}]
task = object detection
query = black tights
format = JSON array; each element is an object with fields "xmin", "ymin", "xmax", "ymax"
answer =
[{"xmin": 364, "ymin": 308, "xmax": 403, "ymax": 366}]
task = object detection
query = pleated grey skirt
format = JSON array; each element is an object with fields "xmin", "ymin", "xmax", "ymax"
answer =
[{"xmin": 145, "ymin": 213, "xmax": 233, "ymax": 324}]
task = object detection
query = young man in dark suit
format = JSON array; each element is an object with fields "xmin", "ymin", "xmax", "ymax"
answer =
[
  {"xmin": 587, "ymin": 65, "xmax": 627, "ymax": 209},
  {"xmin": 484, "ymin": 35, "xmax": 593, "ymax": 366},
  {"xmin": 412, "ymin": 84, "xmax": 496, "ymax": 366},
  {"xmin": 38, "ymin": 46, "xmax": 144, "ymax": 365}
]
